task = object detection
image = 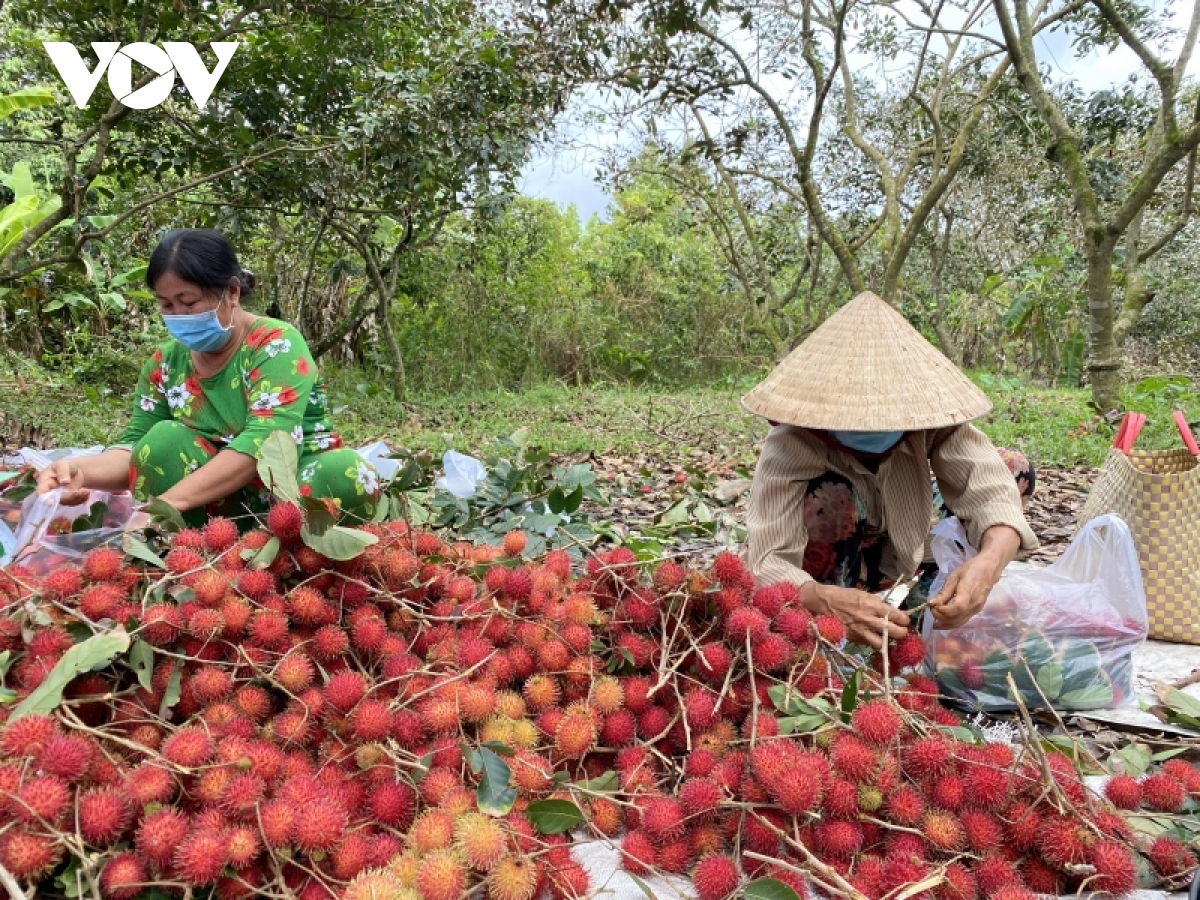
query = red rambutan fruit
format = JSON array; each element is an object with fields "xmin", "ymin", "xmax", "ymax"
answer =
[
  {"xmin": 0, "ymin": 719, "xmax": 54, "ymax": 765},
  {"xmin": 621, "ymin": 830, "xmax": 657, "ymax": 875},
  {"xmin": 884, "ymin": 786, "xmax": 926, "ymax": 828},
  {"xmin": 311, "ymin": 624, "xmax": 349, "ymax": 660},
  {"xmin": 324, "ymin": 670, "xmax": 368, "ymax": 712},
  {"xmin": 711, "ymin": 552, "xmax": 746, "ymax": 586},
  {"xmin": 903, "ymin": 734, "xmax": 955, "ymax": 779},
  {"xmin": 162, "ymin": 726, "xmax": 213, "ymax": 768},
  {"xmin": 956, "ymin": 808, "xmax": 1002, "ymax": 854},
  {"xmin": 416, "ymin": 850, "xmax": 467, "ymax": 900},
  {"xmin": 81, "ymin": 547, "xmax": 126, "ymax": 580},
  {"xmin": 923, "ymin": 811, "xmax": 966, "ymax": 852},
  {"xmin": 816, "ymin": 820, "xmax": 864, "ymax": 858},
  {"xmin": 125, "ymin": 763, "xmax": 175, "ymax": 805},
  {"xmin": 964, "ymin": 765, "xmax": 1010, "ymax": 810},
  {"xmin": 1142, "ymin": 773, "xmax": 1187, "ymax": 812},
  {"xmin": 292, "ymin": 798, "xmax": 348, "ymax": 852},
  {"xmin": 693, "ymin": 853, "xmax": 741, "ymax": 900},
  {"xmin": 77, "ymin": 788, "xmax": 132, "ymax": 846},
  {"xmin": 37, "ymin": 731, "xmax": 94, "ymax": 782},
  {"xmin": 1000, "ymin": 801, "xmax": 1039, "ymax": 852},
  {"xmin": 974, "ymin": 857, "xmax": 1022, "ymax": 895},
  {"xmin": 814, "ymin": 613, "xmax": 846, "ymax": 645},
  {"xmin": 16, "ymin": 775, "xmax": 70, "ymax": 825},
  {"xmin": 203, "ymin": 517, "xmax": 240, "ymax": 554},
  {"xmin": 1038, "ymin": 815, "xmax": 1094, "ymax": 869},
  {"xmin": 0, "ymin": 829, "xmax": 62, "ymax": 880},
  {"xmin": 1089, "ymin": 840, "xmax": 1139, "ymax": 895},
  {"xmin": 175, "ymin": 828, "xmax": 230, "ymax": 885},
  {"xmin": 267, "ymin": 502, "xmax": 305, "ymax": 543},
  {"xmin": 99, "ymin": 852, "xmax": 146, "ymax": 900},
  {"xmin": 1148, "ymin": 835, "xmax": 1198, "ymax": 881},
  {"xmin": 41, "ymin": 566, "xmax": 83, "ymax": 599},
  {"xmin": 852, "ymin": 700, "xmax": 902, "ymax": 746}
]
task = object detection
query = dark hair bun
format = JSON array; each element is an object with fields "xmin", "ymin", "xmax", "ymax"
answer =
[{"xmin": 239, "ymin": 268, "xmax": 256, "ymax": 295}]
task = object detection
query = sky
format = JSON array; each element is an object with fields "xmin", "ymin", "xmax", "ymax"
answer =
[{"xmin": 518, "ymin": 1, "xmax": 1198, "ymax": 223}]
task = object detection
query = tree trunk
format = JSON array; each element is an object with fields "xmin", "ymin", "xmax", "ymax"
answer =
[
  {"xmin": 377, "ymin": 295, "xmax": 407, "ymax": 400},
  {"xmin": 1085, "ymin": 237, "xmax": 1123, "ymax": 412}
]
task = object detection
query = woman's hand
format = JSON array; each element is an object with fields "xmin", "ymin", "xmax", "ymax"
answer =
[
  {"xmin": 801, "ymin": 582, "xmax": 909, "ymax": 650},
  {"xmin": 35, "ymin": 460, "xmax": 90, "ymax": 505},
  {"xmin": 929, "ymin": 524, "xmax": 1021, "ymax": 630}
]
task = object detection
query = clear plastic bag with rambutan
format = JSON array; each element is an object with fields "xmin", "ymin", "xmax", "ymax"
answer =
[{"xmin": 926, "ymin": 514, "xmax": 1148, "ymax": 712}]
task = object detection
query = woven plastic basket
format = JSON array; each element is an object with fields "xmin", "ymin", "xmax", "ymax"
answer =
[{"xmin": 1078, "ymin": 411, "xmax": 1200, "ymax": 644}]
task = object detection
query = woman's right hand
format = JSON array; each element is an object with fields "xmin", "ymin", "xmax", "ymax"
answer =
[
  {"xmin": 36, "ymin": 459, "xmax": 90, "ymax": 505},
  {"xmin": 801, "ymin": 582, "xmax": 909, "ymax": 650}
]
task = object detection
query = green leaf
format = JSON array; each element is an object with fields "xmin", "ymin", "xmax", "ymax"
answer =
[
  {"xmin": 526, "ymin": 799, "xmax": 583, "ymax": 834},
  {"xmin": 1157, "ymin": 686, "xmax": 1200, "ymax": 720},
  {"xmin": 1060, "ymin": 682, "xmax": 1115, "ymax": 709},
  {"xmin": 575, "ymin": 770, "xmax": 619, "ymax": 793},
  {"xmin": 300, "ymin": 524, "xmax": 377, "ymax": 561},
  {"xmin": 563, "ymin": 485, "xmax": 584, "ymax": 514},
  {"xmin": 778, "ymin": 713, "xmax": 826, "ymax": 733},
  {"xmin": 0, "ymin": 651, "xmax": 11, "ymax": 678},
  {"xmin": 257, "ymin": 431, "xmax": 301, "ymax": 502},
  {"xmin": 129, "ymin": 640, "xmax": 154, "ymax": 692},
  {"xmin": 840, "ymin": 669, "xmax": 860, "ymax": 723},
  {"xmin": 1151, "ymin": 747, "xmax": 1190, "ymax": 762},
  {"xmin": 144, "ymin": 497, "xmax": 186, "ymax": 531},
  {"xmin": 122, "ymin": 533, "xmax": 165, "ymax": 569},
  {"xmin": 658, "ymin": 499, "xmax": 690, "ymax": 527},
  {"xmin": 247, "ymin": 536, "xmax": 280, "ymax": 570},
  {"xmin": 12, "ymin": 628, "xmax": 131, "ymax": 719},
  {"xmin": 158, "ymin": 660, "xmax": 182, "ymax": 718},
  {"xmin": 1113, "ymin": 744, "xmax": 1152, "ymax": 777},
  {"xmin": 475, "ymin": 746, "xmax": 516, "ymax": 817},
  {"xmin": 1035, "ymin": 662, "xmax": 1063, "ymax": 701},
  {"xmin": 0, "ymin": 87, "xmax": 56, "ymax": 120},
  {"xmin": 1126, "ymin": 815, "xmax": 1168, "ymax": 836},
  {"xmin": 548, "ymin": 486, "xmax": 566, "ymax": 515},
  {"xmin": 744, "ymin": 878, "xmax": 803, "ymax": 900}
]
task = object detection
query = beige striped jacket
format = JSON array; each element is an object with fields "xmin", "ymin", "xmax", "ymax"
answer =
[{"xmin": 742, "ymin": 424, "xmax": 1038, "ymax": 588}]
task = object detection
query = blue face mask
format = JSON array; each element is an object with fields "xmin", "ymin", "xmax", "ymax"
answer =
[
  {"xmin": 163, "ymin": 291, "xmax": 233, "ymax": 352},
  {"xmin": 830, "ymin": 430, "xmax": 905, "ymax": 454}
]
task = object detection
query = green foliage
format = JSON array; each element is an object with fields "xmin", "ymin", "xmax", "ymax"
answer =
[{"xmin": 379, "ymin": 426, "xmax": 608, "ymax": 556}]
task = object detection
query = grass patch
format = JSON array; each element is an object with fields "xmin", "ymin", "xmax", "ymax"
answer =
[{"xmin": 2, "ymin": 354, "xmax": 1196, "ymax": 469}]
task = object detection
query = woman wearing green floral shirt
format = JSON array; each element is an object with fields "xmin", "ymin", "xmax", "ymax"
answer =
[{"xmin": 35, "ymin": 229, "xmax": 379, "ymax": 526}]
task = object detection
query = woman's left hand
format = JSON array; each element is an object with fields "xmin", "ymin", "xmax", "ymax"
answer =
[{"xmin": 928, "ymin": 552, "xmax": 1003, "ymax": 629}]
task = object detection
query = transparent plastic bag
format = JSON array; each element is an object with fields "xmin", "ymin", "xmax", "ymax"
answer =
[
  {"xmin": 925, "ymin": 514, "xmax": 1148, "ymax": 712},
  {"xmin": 7, "ymin": 488, "xmax": 135, "ymax": 574}
]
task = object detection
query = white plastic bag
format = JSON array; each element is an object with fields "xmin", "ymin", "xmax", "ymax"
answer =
[
  {"xmin": 436, "ymin": 450, "xmax": 487, "ymax": 499},
  {"xmin": 356, "ymin": 441, "xmax": 400, "ymax": 481},
  {"xmin": 926, "ymin": 514, "xmax": 1148, "ymax": 712}
]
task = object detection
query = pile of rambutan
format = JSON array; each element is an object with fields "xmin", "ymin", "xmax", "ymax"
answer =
[{"xmin": 0, "ymin": 511, "xmax": 1196, "ymax": 900}]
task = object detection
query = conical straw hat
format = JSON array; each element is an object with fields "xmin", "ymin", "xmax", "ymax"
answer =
[{"xmin": 741, "ymin": 291, "xmax": 992, "ymax": 431}]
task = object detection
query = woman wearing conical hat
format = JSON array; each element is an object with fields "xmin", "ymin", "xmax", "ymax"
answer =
[{"xmin": 741, "ymin": 292, "xmax": 1038, "ymax": 649}]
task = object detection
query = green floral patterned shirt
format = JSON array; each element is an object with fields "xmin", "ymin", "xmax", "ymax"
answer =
[{"xmin": 116, "ymin": 318, "xmax": 344, "ymax": 460}]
